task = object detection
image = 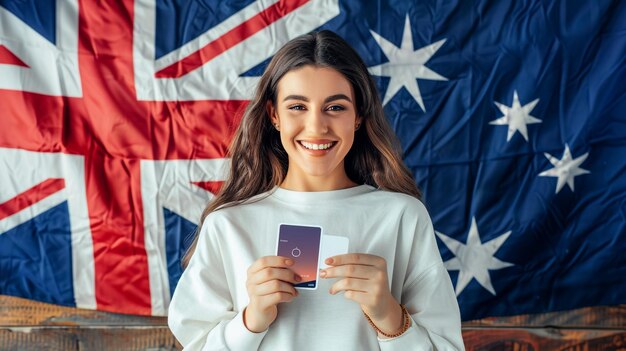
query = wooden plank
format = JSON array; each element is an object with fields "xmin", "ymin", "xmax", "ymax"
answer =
[
  {"xmin": 464, "ymin": 305, "xmax": 626, "ymax": 329},
  {"xmin": 0, "ymin": 295, "xmax": 182, "ymax": 350},
  {"xmin": 0, "ymin": 295, "xmax": 167, "ymax": 327},
  {"xmin": 462, "ymin": 329, "xmax": 626, "ymax": 351},
  {"xmin": 0, "ymin": 327, "xmax": 181, "ymax": 351}
]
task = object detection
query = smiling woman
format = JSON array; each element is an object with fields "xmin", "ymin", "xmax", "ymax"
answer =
[{"xmin": 167, "ymin": 30, "xmax": 465, "ymax": 351}]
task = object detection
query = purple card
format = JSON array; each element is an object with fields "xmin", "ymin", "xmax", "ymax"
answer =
[{"xmin": 276, "ymin": 224, "xmax": 322, "ymax": 290}]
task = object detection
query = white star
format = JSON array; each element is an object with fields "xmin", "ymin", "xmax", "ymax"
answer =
[
  {"xmin": 539, "ymin": 144, "xmax": 590, "ymax": 193},
  {"xmin": 436, "ymin": 217, "xmax": 514, "ymax": 296},
  {"xmin": 490, "ymin": 90, "xmax": 542, "ymax": 142},
  {"xmin": 368, "ymin": 15, "xmax": 448, "ymax": 111}
]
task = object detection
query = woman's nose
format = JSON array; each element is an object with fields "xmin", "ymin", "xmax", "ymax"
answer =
[{"xmin": 305, "ymin": 109, "xmax": 328, "ymax": 134}]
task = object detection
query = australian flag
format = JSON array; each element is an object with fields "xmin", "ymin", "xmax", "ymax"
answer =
[{"xmin": 1, "ymin": 0, "xmax": 625, "ymax": 320}]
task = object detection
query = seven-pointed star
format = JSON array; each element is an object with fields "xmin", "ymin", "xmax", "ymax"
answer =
[
  {"xmin": 490, "ymin": 90, "xmax": 542, "ymax": 142},
  {"xmin": 539, "ymin": 144, "xmax": 590, "ymax": 193},
  {"xmin": 368, "ymin": 15, "xmax": 447, "ymax": 111},
  {"xmin": 436, "ymin": 217, "xmax": 514, "ymax": 296}
]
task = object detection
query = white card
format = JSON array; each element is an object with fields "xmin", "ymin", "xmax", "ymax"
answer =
[{"xmin": 319, "ymin": 235, "xmax": 349, "ymax": 269}]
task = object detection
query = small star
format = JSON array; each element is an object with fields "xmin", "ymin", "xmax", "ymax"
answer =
[
  {"xmin": 539, "ymin": 144, "xmax": 590, "ymax": 193},
  {"xmin": 436, "ymin": 217, "xmax": 514, "ymax": 296},
  {"xmin": 368, "ymin": 15, "xmax": 447, "ymax": 111},
  {"xmin": 490, "ymin": 90, "xmax": 542, "ymax": 142}
]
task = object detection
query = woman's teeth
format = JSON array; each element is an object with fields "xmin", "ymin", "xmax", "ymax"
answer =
[{"xmin": 300, "ymin": 141, "xmax": 335, "ymax": 150}]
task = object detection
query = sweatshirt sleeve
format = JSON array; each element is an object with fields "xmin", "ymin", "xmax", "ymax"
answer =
[
  {"xmin": 167, "ymin": 218, "xmax": 267, "ymax": 350},
  {"xmin": 378, "ymin": 201, "xmax": 465, "ymax": 351}
]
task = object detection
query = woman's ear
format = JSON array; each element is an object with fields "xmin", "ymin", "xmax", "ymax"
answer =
[
  {"xmin": 355, "ymin": 116, "xmax": 363, "ymax": 131},
  {"xmin": 267, "ymin": 101, "xmax": 279, "ymax": 128}
]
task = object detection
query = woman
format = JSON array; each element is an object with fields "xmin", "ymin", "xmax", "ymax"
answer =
[{"xmin": 168, "ymin": 30, "xmax": 464, "ymax": 351}]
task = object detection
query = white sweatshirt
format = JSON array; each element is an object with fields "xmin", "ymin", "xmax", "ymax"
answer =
[{"xmin": 168, "ymin": 185, "xmax": 465, "ymax": 351}]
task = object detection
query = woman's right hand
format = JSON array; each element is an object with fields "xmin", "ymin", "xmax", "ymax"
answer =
[{"xmin": 244, "ymin": 256, "xmax": 301, "ymax": 333}]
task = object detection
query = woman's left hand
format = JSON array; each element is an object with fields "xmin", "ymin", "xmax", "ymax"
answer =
[{"xmin": 320, "ymin": 253, "xmax": 403, "ymax": 335}]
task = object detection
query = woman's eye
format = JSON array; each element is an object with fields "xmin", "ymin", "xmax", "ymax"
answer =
[
  {"xmin": 288, "ymin": 105, "xmax": 306, "ymax": 111},
  {"xmin": 327, "ymin": 105, "xmax": 345, "ymax": 112}
]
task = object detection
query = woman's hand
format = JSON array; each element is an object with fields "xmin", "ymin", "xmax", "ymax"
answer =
[
  {"xmin": 244, "ymin": 256, "xmax": 301, "ymax": 333},
  {"xmin": 320, "ymin": 253, "xmax": 403, "ymax": 337}
]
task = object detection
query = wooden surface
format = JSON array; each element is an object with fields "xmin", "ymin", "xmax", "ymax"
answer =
[
  {"xmin": 1, "ymin": 295, "xmax": 625, "ymax": 350},
  {"xmin": 462, "ymin": 329, "xmax": 626, "ymax": 351},
  {"xmin": 0, "ymin": 295, "xmax": 179, "ymax": 351},
  {"xmin": 464, "ymin": 305, "xmax": 626, "ymax": 328}
]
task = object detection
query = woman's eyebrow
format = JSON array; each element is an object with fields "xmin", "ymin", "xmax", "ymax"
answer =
[
  {"xmin": 283, "ymin": 94, "xmax": 308, "ymax": 102},
  {"xmin": 281, "ymin": 94, "xmax": 352, "ymax": 103},
  {"xmin": 324, "ymin": 94, "xmax": 352, "ymax": 103}
]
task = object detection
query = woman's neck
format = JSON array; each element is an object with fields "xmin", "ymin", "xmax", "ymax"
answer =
[{"xmin": 280, "ymin": 171, "xmax": 358, "ymax": 192}]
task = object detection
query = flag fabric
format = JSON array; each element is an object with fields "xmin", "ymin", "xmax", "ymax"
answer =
[{"xmin": 0, "ymin": 0, "xmax": 625, "ymax": 320}]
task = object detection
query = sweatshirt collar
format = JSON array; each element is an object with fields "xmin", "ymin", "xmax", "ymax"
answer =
[{"xmin": 270, "ymin": 184, "xmax": 375, "ymax": 204}]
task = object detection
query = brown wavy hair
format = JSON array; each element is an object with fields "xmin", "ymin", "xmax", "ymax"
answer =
[{"xmin": 182, "ymin": 30, "xmax": 420, "ymax": 267}]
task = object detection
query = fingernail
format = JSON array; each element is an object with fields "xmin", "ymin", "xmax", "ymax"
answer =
[
  {"xmin": 329, "ymin": 289, "xmax": 335, "ymax": 295},
  {"xmin": 320, "ymin": 270, "xmax": 327, "ymax": 278},
  {"xmin": 285, "ymin": 259, "xmax": 294, "ymax": 266},
  {"xmin": 295, "ymin": 274, "xmax": 302, "ymax": 282},
  {"xmin": 325, "ymin": 258, "xmax": 333, "ymax": 265}
]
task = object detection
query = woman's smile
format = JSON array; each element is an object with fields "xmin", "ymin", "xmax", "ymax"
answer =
[{"xmin": 298, "ymin": 140, "xmax": 338, "ymax": 152}]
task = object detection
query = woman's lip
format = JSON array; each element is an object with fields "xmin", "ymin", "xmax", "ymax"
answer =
[{"xmin": 297, "ymin": 139, "xmax": 337, "ymax": 143}]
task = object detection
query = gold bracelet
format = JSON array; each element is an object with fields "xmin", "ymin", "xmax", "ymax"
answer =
[{"xmin": 362, "ymin": 304, "xmax": 411, "ymax": 338}]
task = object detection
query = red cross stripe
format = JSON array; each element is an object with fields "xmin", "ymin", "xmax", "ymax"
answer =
[
  {"xmin": 155, "ymin": 0, "xmax": 310, "ymax": 78},
  {"xmin": 0, "ymin": 44, "xmax": 28, "ymax": 67}
]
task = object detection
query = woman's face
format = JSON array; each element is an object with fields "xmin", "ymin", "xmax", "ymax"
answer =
[{"xmin": 270, "ymin": 65, "xmax": 361, "ymax": 190}]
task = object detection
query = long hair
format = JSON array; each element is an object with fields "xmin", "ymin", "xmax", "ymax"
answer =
[{"xmin": 182, "ymin": 30, "xmax": 420, "ymax": 267}]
